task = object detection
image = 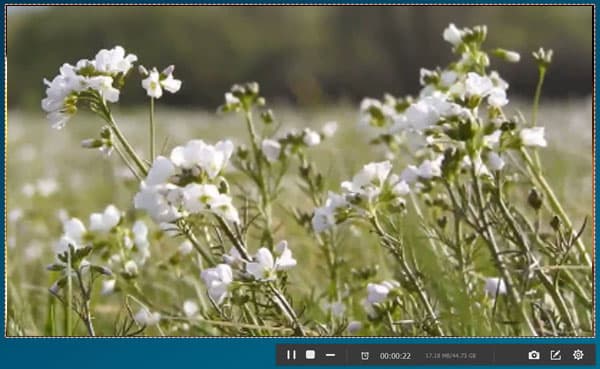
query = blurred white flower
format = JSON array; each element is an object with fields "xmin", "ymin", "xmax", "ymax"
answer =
[
  {"xmin": 22, "ymin": 183, "xmax": 36, "ymax": 198},
  {"xmin": 225, "ymin": 92, "xmax": 240, "ymax": 105},
  {"xmin": 124, "ymin": 260, "xmax": 139, "ymax": 276},
  {"xmin": 443, "ymin": 23, "xmax": 463, "ymax": 45},
  {"xmin": 36, "ymin": 178, "xmax": 59, "ymax": 197},
  {"xmin": 312, "ymin": 191, "xmax": 348, "ymax": 233},
  {"xmin": 183, "ymin": 300, "xmax": 199, "ymax": 317},
  {"xmin": 201, "ymin": 264, "xmax": 233, "ymax": 305},
  {"xmin": 132, "ymin": 220, "xmax": 149, "ymax": 249},
  {"xmin": 366, "ymin": 280, "xmax": 399, "ymax": 305},
  {"xmin": 134, "ymin": 308, "xmax": 161, "ymax": 326},
  {"xmin": 223, "ymin": 247, "xmax": 244, "ymax": 267},
  {"xmin": 341, "ymin": 161, "xmax": 392, "ymax": 200},
  {"xmin": 8, "ymin": 208, "xmax": 23, "ymax": 223},
  {"xmin": 101, "ymin": 279, "xmax": 116, "ymax": 295},
  {"xmin": 274, "ymin": 240, "xmax": 297, "ymax": 270},
  {"xmin": 261, "ymin": 139, "xmax": 281, "ymax": 163},
  {"xmin": 89, "ymin": 204, "xmax": 121, "ymax": 233},
  {"xmin": 145, "ymin": 156, "xmax": 176, "ymax": 186},
  {"xmin": 303, "ymin": 128, "xmax": 321, "ymax": 146},
  {"xmin": 484, "ymin": 277, "xmax": 507, "ymax": 297},
  {"xmin": 465, "ymin": 73, "xmax": 494, "ymax": 97},
  {"xmin": 487, "ymin": 151, "xmax": 505, "ymax": 171},
  {"xmin": 520, "ymin": 127, "xmax": 547, "ymax": 147},
  {"xmin": 178, "ymin": 240, "xmax": 194, "ymax": 255},
  {"xmin": 54, "ymin": 217, "xmax": 87, "ymax": 256},
  {"xmin": 321, "ymin": 121, "xmax": 338, "ymax": 138}
]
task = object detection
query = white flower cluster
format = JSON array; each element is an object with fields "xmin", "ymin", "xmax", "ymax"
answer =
[
  {"xmin": 260, "ymin": 123, "xmax": 334, "ymax": 163},
  {"xmin": 358, "ymin": 24, "xmax": 548, "ymax": 184},
  {"xmin": 134, "ymin": 139, "xmax": 239, "ymax": 224},
  {"xmin": 200, "ymin": 240, "xmax": 296, "ymax": 305},
  {"xmin": 53, "ymin": 205, "xmax": 151, "ymax": 289},
  {"xmin": 312, "ymin": 161, "xmax": 410, "ymax": 233},
  {"xmin": 363, "ymin": 280, "xmax": 400, "ymax": 317},
  {"xmin": 42, "ymin": 46, "xmax": 137, "ymax": 129}
]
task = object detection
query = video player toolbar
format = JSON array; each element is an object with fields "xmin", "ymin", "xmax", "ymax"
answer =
[{"xmin": 276, "ymin": 344, "xmax": 595, "ymax": 366}]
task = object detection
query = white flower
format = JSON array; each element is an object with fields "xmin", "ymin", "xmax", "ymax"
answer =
[
  {"xmin": 483, "ymin": 130, "xmax": 501, "ymax": 148},
  {"xmin": 8, "ymin": 208, "xmax": 23, "ymax": 223},
  {"xmin": 87, "ymin": 76, "xmax": 120, "ymax": 103},
  {"xmin": 462, "ymin": 154, "xmax": 491, "ymax": 177},
  {"xmin": 178, "ymin": 240, "xmax": 194, "ymax": 255},
  {"xmin": 160, "ymin": 67, "xmax": 182, "ymax": 94},
  {"xmin": 134, "ymin": 183, "xmax": 183, "ymax": 223},
  {"xmin": 54, "ymin": 217, "xmax": 87, "ymax": 256},
  {"xmin": 201, "ymin": 264, "xmax": 233, "ymax": 305},
  {"xmin": 145, "ymin": 156, "xmax": 176, "ymax": 186},
  {"xmin": 246, "ymin": 245, "xmax": 296, "ymax": 281},
  {"xmin": 443, "ymin": 23, "xmax": 463, "ymax": 45},
  {"xmin": 223, "ymin": 247, "xmax": 244, "ymax": 266},
  {"xmin": 341, "ymin": 161, "xmax": 392, "ymax": 199},
  {"xmin": 520, "ymin": 127, "xmax": 547, "ymax": 147},
  {"xmin": 487, "ymin": 151, "xmax": 505, "ymax": 171},
  {"xmin": 183, "ymin": 300, "xmax": 199, "ymax": 317},
  {"xmin": 484, "ymin": 277, "xmax": 507, "ymax": 297},
  {"xmin": 124, "ymin": 260, "xmax": 139, "ymax": 276},
  {"xmin": 321, "ymin": 121, "xmax": 338, "ymax": 138},
  {"xmin": 274, "ymin": 240, "xmax": 297, "ymax": 270},
  {"xmin": 170, "ymin": 139, "xmax": 234, "ymax": 178},
  {"xmin": 141, "ymin": 70, "xmax": 163, "ymax": 99},
  {"xmin": 22, "ymin": 183, "xmax": 36, "ymax": 198},
  {"xmin": 89, "ymin": 204, "xmax": 121, "ymax": 233},
  {"xmin": 36, "ymin": 178, "xmax": 58, "ymax": 197},
  {"xmin": 366, "ymin": 281, "xmax": 398, "ymax": 304},
  {"xmin": 224, "ymin": 92, "xmax": 240, "ymax": 106},
  {"xmin": 440, "ymin": 70, "xmax": 458, "ymax": 88},
  {"xmin": 94, "ymin": 46, "xmax": 137, "ymax": 75},
  {"xmin": 312, "ymin": 192, "xmax": 348, "ymax": 233},
  {"xmin": 465, "ymin": 73, "xmax": 494, "ymax": 97},
  {"xmin": 261, "ymin": 139, "xmax": 281, "ymax": 163},
  {"xmin": 141, "ymin": 67, "xmax": 182, "ymax": 99},
  {"xmin": 101, "ymin": 279, "xmax": 116, "ymax": 295},
  {"xmin": 134, "ymin": 308, "xmax": 161, "ymax": 326},
  {"xmin": 132, "ymin": 220, "xmax": 149, "ymax": 249},
  {"xmin": 212, "ymin": 194, "xmax": 240, "ymax": 224},
  {"xmin": 303, "ymin": 128, "xmax": 321, "ymax": 146},
  {"xmin": 392, "ymin": 179, "xmax": 410, "ymax": 197},
  {"xmin": 488, "ymin": 88, "xmax": 508, "ymax": 107},
  {"xmin": 246, "ymin": 248, "xmax": 276, "ymax": 281},
  {"xmin": 402, "ymin": 155, "xmax": 444, "ymax": 183},
  {"xmin": 181, "ymin": 183, "xmax": 220, "ymax": 213}
]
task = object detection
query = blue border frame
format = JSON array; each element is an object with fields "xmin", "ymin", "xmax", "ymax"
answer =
[{"xmin": 1, "ymin": 2, "xmax": 597, "ymax": 368}]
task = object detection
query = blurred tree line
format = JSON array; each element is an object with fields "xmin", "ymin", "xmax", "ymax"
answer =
[{"xmin": 7, "ymin": 6, "xmax": 592, "ymax": 109}]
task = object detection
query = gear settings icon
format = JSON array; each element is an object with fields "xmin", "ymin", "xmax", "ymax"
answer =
[{"xmin": 573, "ymin": 349, "xmax": 584, "ymax": 361}]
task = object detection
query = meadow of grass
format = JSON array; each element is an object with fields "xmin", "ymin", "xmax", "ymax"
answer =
[{"xmin": 6, "ymin": 98, "xmax": 593, "ymax": 336}]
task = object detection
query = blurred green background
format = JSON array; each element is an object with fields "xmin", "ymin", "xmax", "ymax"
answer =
[{"xmin": 7, "ymin": 5, "xmax": 593, "ymax": 110}]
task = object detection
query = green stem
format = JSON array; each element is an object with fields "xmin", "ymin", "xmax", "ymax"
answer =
[
  {"xmin": 149, "ymin": 97, "xmax": 155, "ymax": 160},
  {"xmin": 531, "ymin": 66, "xmax": 546, "ymax": 170},
  {"xmin": 470, "ymin": 165, "xmax": 538, "ymax": 336},
  {"xmin": 65, "ymin": 249, "xmax": 72, "ymax": 336},
  {"xmin": 370, "ymin": 215, "xmax": 445, "ymax": 336},
  {"xmin": 521, "ymin": 148, "xmax": 592, "ymax": 267}
]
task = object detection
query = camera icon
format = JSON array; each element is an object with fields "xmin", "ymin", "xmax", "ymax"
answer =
[{"xmin": 528, "ymin": 350, "xmax": 541, "ymax": 360}]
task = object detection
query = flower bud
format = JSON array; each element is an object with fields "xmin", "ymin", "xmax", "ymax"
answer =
[
  {"xmin": 260, "ymin": 109, "xmax": 274, "ymax": 124},
  {"xmin": 493, "ymin": 48, "xmax": 521, "ymax": 63},
  {"xmin": 246, "ymin": 81, "xmax": 260, "ymax": 96},
  {"xmin": 218, "ymin": 177, "xmax": 230, "ymax": 194},
  {"xmin": 162, "ymin": 65, "xmax": 175, "ymax": 76},
  {"xmin": 528, "ymin": 188, "xmax": 543, "ymax": 211},
  {"xmin": 550, "ymin": 215, "xmax": 561, "ymax": 231},
  {"xmin": 532, "ymin": 47, "xmax": 553, "ymax": 68},
  {"xmin": 138, "ymin": 65, "xmax": 149, "ymax": 77},
  {"xmin": 81, "ymin": 138, "xmax": 104, "ymax": 149}
]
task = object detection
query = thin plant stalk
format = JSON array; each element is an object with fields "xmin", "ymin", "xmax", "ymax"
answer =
[{"xmin": 149, "ymin": 97, "xmax": 155, "ymax": 160}]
